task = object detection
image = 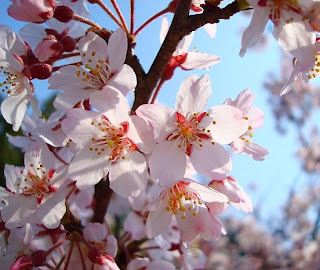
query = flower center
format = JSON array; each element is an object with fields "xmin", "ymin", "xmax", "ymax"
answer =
[
  {"xmin": 89, "ymin": 116, "xmax": 136, "ymax": 162},
  {"xmin": 18, "ymin": 163, "xmax": 56, "ymax": 202},
  {"xmin": 167, "ymin": 112, "xmax": 213, "ymax": 155},
  {"xmin": 164, "ymin": 181, "xmax": 202, "ymax": 219},
  {"xmin": 0, "ymin": 65, "xmax": 24, "ymax": 95},
  {"xmin": 75, "ymin": 51, "xmax": 112, "ymax": 90}
]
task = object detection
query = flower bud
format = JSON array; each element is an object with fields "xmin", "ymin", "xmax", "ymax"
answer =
[
  {"xmin": 53, "ymin": 5, "xmax": 74, "ymax": 23},
  {"xmin": 35, "ymin": 35, "xmax": 63, "ymax": 62},
  {"xmin": 61, "ymin": 36, "xmax": 77, "ymax": 52},
  {"xmin": 31, "ymin": 250, "xmax": 47, "ymax": 267},
  {"xmin": 8, "ymin": 0, "xmax": 55, "ymax": 23},
  {"xmin": 30, "ymin": 63, "xmax": 52, "ymax": 80}
]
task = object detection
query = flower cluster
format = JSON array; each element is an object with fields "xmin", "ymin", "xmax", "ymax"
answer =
[{"xmin": 0, "ymin": 0, "xmax": 318, "ymax": 268}]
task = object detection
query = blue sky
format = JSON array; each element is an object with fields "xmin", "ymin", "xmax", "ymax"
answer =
[{"xmin": 0, "ymin": 1, "xmax": 310, "ymax": 220}]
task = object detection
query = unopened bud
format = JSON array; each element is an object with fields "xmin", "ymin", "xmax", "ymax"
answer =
[
  {"xmin": 31, "ymin": 250, "xmax": 47, "ymax": 267},
  {"xmin": 61, "ymin": 36, "xmax": 77, "ymax": 52},
  {"xmin": 89, "ymin": 246, "xmax": 103, "ymax": 264},
  {"xmin": 53, "ymin": 5, "xmax": 74, "ymax": 23},
  {"xmin": 30, "ymin": 63, "xmax": 52, "ymax": 80}
]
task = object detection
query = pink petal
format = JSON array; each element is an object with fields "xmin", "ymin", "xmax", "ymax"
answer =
[
  {"xmin": 209, "ymin": 105, "xmax": 247, "ymax": 144},
  {"xmin": 107, "ymin": 28, "xmax": 128, "ymax": 72},
  {"xmin": 109, "ymin": 151, "xmax": 148, "ymax": 198},
  {"xmin": 148, "ymin": 141, "xmax": 186, "ymax": 186},
  {"xmin": 175, "ymin": 75, "xmax": 211, "ymax": 115},
  {"xmin": 190, "ymin": 143, "xmax": 231, "ymax": 178},
  {"xmin": 181, "ymin": 52, "xmax": 220, "ymax": 70}
]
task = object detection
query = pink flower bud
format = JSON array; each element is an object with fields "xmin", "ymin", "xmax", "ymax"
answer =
[
  {"xmin": 31, "ymin": 250, "xmax": 47, "ymax": 267},
  {"xmin": 35, "ymin": 35, "xmax": 63, "ymax": 62},
  {"xmin": 30, "ymin": 63, "xmax": 52, "ymax": 79},
  {"xmin": 53, "ymin": 5, "xmax": 74, "ymax": 23},
  {"xmin": 61, "ymin": 36, "xmax": 77, "ymax": 52},
  {"xmin": 7, "ymin": 0, "xmax": 55, "ymax": 23}
]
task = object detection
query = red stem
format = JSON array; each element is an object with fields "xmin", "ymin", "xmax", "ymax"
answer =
[
  {"xmin": 134, "ymin": 7, "xmax": 169, "ymax": 36},
  {"xmin": 150, "ymin": 78, "xmax": 166, "ymax": 104},
  {"xmin": 95, "ymin": 0, "xmax": 124, "ymax": 29},
  {"xmin": 73, "ymin": 14, "xmax": 101, "ymax": 28},
  {"xmin": 76, "ymin": 241, "xmax": 87, "ymax": 270},
  {"xmin": 110, "ymin": 0, "xmax": 129, "ymax": 33},
  {"xmin": 63, "ymin": 241, "xmax": 74, "ymax": 270},
  {"xmin": 130, "ymin": 0, "xmax": 135, "ymax": 34}
]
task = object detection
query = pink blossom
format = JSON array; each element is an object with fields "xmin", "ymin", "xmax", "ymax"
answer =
[
  {"xmin": 207, "ymin": 176, "xmax": 253, "ymax": 213},
  {"xmin": 62, "ymin": 88, "xmax": 154, "ymax": 197},
  {"xmin": 49, "ymin": 29, "xmax": 137, "ymax": 110},
  {"xmin": 0, "ymin": 25, "xmax": 41, "ymax": 131},
  {"xmin": 7, "ymin": 0, "xmax": 55, "ymax": 23},
  {"xmin": 145, "ymin": 179, "xmax": 228, "ymax": 242},
  {"xmin": 1, "ymin": 142, "xmax": 71, "ymax": 229},
  {"xmin": 137, "ymin": 75, "xmax": 247, "ymax": 186},
  {"xmin": 240, "ymin": 0, "xmax": 316, "ymax": 67},
  {"xmin": 225, "ymin": 89, "xmax": 269, "ymax": 161},
  {"xmin": 34, "ymin": 35, "xmax": 63, "ymax": 62}
]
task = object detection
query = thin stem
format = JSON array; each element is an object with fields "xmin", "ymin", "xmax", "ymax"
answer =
[
  {"xmin": 76, "ymin": 241, "xmax": 87, "ymax": 270},
  {"xmin": 44, "ymin": 263, "xmax": 55, "ymax": 270},
  {"xmin": 134, "ymin": 8, "xmax": 169, "ymax": 36},
  {"xmin": 49, "ymin": 146, "xmax": 70, "ymax": 166},
  {"xmin": 52, "ymin": 62, "xmax": 82, "ymax": 72},
  {"xmin": 110, "ymin": 0, "xmax": 129, "ymax": 33},
  {"xmin": 95, "ymin": 0, "xmax": 125, "ymax": 29},
  {"xmin": 130, "ymin": 0, "xmax": 135, "ymax": 34},
  {"xmin": 73, "ymin": 14, "xmax": 101, "ymax": 29},
  {"xmin": 150, "ymin": 78, "xmax": 165, "ymax": 104},
  {"xmin": 63, "ymin": 241, "xmax": 74, "ymax": 270},
  {"xmin": 60, "ymin": 52, "xmax": 81, "ymax": 60}
]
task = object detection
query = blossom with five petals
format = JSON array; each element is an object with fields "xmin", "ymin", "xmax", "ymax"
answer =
[
  {"xmin": 137, "ymin": 75, "xmax": 248, "ymax": 186},
  {"xmin": 62, "ymin": 88, "xmax": 154, "ymax": 197},
  {"xmin": 145, "ymin": 179, "xmax": 228, "ymax": 242},
  {"xmin": 49, "ymin": 29, "xmax": 136, "ymax": 110}
]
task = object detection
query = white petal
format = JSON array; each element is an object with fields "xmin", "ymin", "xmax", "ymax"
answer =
[
  {"xmin": 108, "ymin": 64, "xmax": 137, "ymax": 96},
  {"xmin": 68, "ymin": 147, "xmax": 111, "ymax": 190},
  {"xmin": 2, "ymin": 195, "xmax": 37, "ymax": 229},
  {"xmin": 109, "ymin": 151, "xmax": 148, "ymax": 198},
  {"xmin": 145, "ymin": 208, "xmax": 172, "ymax": 238},
  {"xmin": 107, "ymin": 28, "xmax": 127, "ymax": 72},
  {"xmin": 239, "ymin": 7, "xmax": 270, "ymax": 57},
  {"xmin": 190, "ymin": 143, "xmax": 231, "ymax": 178},
  {"xmin": 209, "ymin": 105, "xmax": 247, "ymax": 144},
  {"xmin": 136, "ymin": 104, "xmax": 176, "ymax": 142},
  {"xmin": 62, "ymin": 109, "xmax": 101, "ymax": 147},
  {"xmin": 176, "ymin": 75, "xmax": 211, "ymax": 114},
  {"xmin": 148, "ymin": 141, "xmax": 186, "ymax": 186},
  {"xmin": 181, "ymin": 52, "xmax": 220, "ymax": 70}
]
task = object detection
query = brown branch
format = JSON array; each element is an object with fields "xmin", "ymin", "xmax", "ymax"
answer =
[
  {"xmin": 131, "ymin": 0, "xmax": 247, "ymax": 111},
  {"xmin": 132, "ymin": 0, "xmax": 192, "ymax": 111},
  {"xmin": 91, "ymin": 177, "xmax": 113, "ymax": 223}
]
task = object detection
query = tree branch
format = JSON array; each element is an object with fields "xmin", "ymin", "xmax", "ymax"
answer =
[
  {"xmin": 91, "ymin": 177, "xmax": 113, "ymax": 223},
  {"xmin": 131, "ymin": 0, "xmax": 248, "ymax": 111}
]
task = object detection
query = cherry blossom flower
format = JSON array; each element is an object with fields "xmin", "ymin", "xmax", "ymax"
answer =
[
  {"xmin": 7, "ymin": 0, "xmax": 56, "ymax": 23},
  {"xmin": 137, "ymin": 75, "xmax": 247, "ymax": 186},
  {"xmin": 83, "ymin": 223, "xmax": 118, "ymax": 258},
  {"xmin": 280, "ymin": 39, "xmax": 320, "ymax": 95},
  {"xmin": 49, "ymin": 29, "xmax": 137, "ymax": 110},
  {"xmin": 207, "ymin": 176, "xmax": 253, "ymax": 213},
  {"xmin": 225, "ymin": 89, "xmax": 269, "ymax": 161},
  {"xmin": 0, "ymin": 25, "xmax": 41, "ymax": 131},
  {"xmin": 62, "ymin": 88, "xmax": 154, "ymax": 197},
  {"xmin": 1, "ymin": 142, "xmax": 71, "ymax": 229},
  {"xmin": 145, "ymin": 179, "xmax": 228, "ymax": 242},
  {"xmin": 240, "ymin": 0, "xmax": 316, "ymax": 67},
  {"xmin": 160, "ymin": 17, "xmax": 220, "ymax": 81}
]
